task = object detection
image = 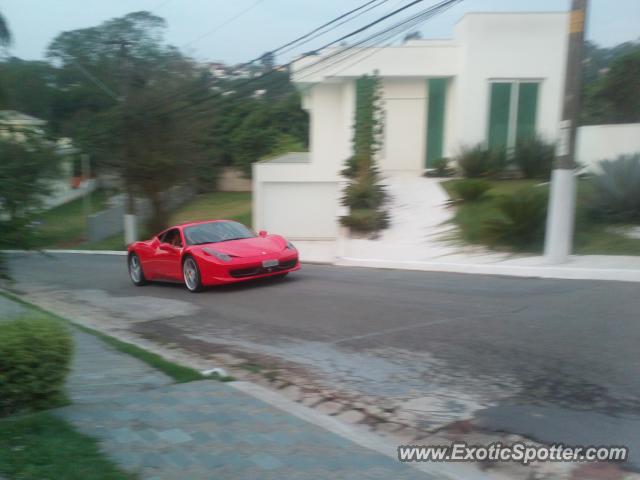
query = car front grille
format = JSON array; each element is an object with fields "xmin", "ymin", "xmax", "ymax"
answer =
[{"xmin": 229, "ymin": 257, "xmax": 298, "ymax": 278}]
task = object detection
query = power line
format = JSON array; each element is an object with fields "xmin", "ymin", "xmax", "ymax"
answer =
[
  {"xmin": 160, "ymin": 0, "xmax": 459, "ymax": 119},
  {"xmin": 152, "ymin": 0, "xmax": 436, "ymax": 118},
  {"xmin": 255, "ymin": 0, "xmax": 386, "ymax": 59},
  {"xmin": 274, "ymin": 0, "xmax": 391, "ymax": 59},
  {"xmin": 150, "ymin": 0, "xmax": 394, "ymax": 109},
  {"xmin": 293, "ymin": 0, "xmax": 461, "ymax": 81}
]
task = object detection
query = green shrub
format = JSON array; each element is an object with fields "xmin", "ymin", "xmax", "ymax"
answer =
[
  {"xmin": 342, "ymin": 174, "xmax": 387, "ymax": 209},
  {"xmin": 588, "ymin": 153, "xmax": 640, "ymax": 223},
  {"xmin": 456, "ymin": 145, "xmax": 505, "ymax": 178},
  {"xmin": 450, "ymin": 179, "xmax": 492, "ymax": 202},
  {"xmin": 514, "ymin": 136, "xmax": 555, "ymax": 179},
  {"xmin": 0, "ymin": 317, "xmax": 73, "ymax": 416},
  {"xmin": 426, "ymin": 157, "xmax": 453, "ymax": 177},
  {"xmin": 483, "ymin": 187, "xmax": 548, "ymax": 249},
  {"xmin": 340, "ymin": 208, "xmax": 389, "ymax": 233}
]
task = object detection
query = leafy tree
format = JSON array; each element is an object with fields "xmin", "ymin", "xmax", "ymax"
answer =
[
  {"xmin": 340, "ymin": 74, "xmax": 388, "ymax": 234},
  {"xmin": 0, "ymin": 10, "xmax": 11, "ymax": 47},
  {"xmin": 0, "ymin": 58, "xmax": 58, "ymax": 120},
  {"xmin": 581, "ymin": 42, "xmax": 640, "ymax": 124},
  {"xmin": 209, "ymin": 71, "xmax": 308, "ymax": 175},
  {"xmin": 0, "ymin": 133, "xmax": 59, "ymax": 250},
  {"xmin": 46, "ymin": 12, "xmax": 216, "ymax": 232}
]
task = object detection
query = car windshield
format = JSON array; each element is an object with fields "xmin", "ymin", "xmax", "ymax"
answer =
[{"xmin": 183, "ymin": 221, "xmax": 255, "ymax": 246}]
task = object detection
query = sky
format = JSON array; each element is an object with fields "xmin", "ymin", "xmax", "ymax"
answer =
[{"xmin": 2, "ymin": 0, "xmax": 639, "ymax": 65}]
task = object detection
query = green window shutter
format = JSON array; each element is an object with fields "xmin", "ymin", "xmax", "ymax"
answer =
[
  {"xmin": 487, "ymin": 82, "xmax": 512, "ymax": 152},
  {"xmin": 516, "ymin": 82, "xmax": 539, "ymax": 142},
  {"xmin": 426, "ymin": 78, "xmax": 447, "ymax": 168}
]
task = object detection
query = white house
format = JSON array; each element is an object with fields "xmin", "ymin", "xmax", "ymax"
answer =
[
  {"xmin": 253, "ymin": 12, "xmax": 569, "ymax": 240},
  {"xmin": 252, "ymin": 12, "xmax": 639, "ymax": 241}
]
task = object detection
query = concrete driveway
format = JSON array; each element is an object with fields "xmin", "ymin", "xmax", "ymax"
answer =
[{"xmin": 6, "ymin": 252, "xmax": 640, "ymax": 471}]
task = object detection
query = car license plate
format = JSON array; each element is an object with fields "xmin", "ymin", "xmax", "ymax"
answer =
[{"xmin": 262, "ymin": 259, "xmax": 279, "ymax": 268}]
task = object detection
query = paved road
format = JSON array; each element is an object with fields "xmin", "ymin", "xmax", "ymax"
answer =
[
  {"xmin": 6, "ymin": 252, "xmax": 640, "ymax": 469},
  {"xmin": 0, "ymin": 295, "xmax": 436, "ymax": 480}
]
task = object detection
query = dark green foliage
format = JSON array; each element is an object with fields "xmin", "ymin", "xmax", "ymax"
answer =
[
  {"xmin": 340, "ymin": 208, "xmax": 389, "ymax": 232},
  {"xmin": 0, "ymin": 134, "xmax": 59, "ymax": 250},
  {"xmin": 341, "ymin": 74, "xmax": 388, "ymax": 234},
  {"xmin": 581, "ymin": 43, "xmax": 640, "ymax": 124},
  {"xmin": 432, "ymin": 157, "xmax": 453, "ymax": 177},
  {"xmin": 483, "ymin": 187, "xmax": 548, "ymax": 249},
  {"xmin": 342, "ymin": 174, "xmax": 387, "ymax": 209},
  {"xmin": 450, "ymin": 179, "xmax": 492, "ymax": 202},
  {"xmin": 514, "ymin": 136, "xmax": 555, "ymax": 179},
  {"xmin": 0, "ymin": 317, "xmax": 73, "ymax": 416},
  {"xmin": 0, "ymin": 59, "xmax": 57, "ymax": 120},
  {"xmin": 456, "ymin": 144, "xmax": 500, "ymax": 178},
  {"xmin": 0, "ymin": 10, "xmax": 11, "ymax": 46},
  {"xmin": 588, "ymin": 154, "xmax": 640, "ymax": 222}
]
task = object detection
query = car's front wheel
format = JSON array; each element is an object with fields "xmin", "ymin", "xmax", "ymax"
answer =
[
  {"xmin": 128, "ymin": 253, "xmax": 147, "ymax": 286},
  {"xmin": 183, "ymin": 256, "xmax": 203, "ymax": 292}
]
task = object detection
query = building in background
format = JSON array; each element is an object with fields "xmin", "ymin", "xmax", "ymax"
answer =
[{"xmin": 253, "ymin": 11, "xmax": 640, "ymax": 241}]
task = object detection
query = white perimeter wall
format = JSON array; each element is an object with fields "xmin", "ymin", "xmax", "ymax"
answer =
[
  {"xmin": 259, "ymin": 182, "xmax": 340, "ymax": 239},
  {"xmin": 576, "ymin": 123, "xmax": 640, "ymax": 170}
]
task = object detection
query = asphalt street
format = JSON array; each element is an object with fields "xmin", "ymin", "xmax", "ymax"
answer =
[{"xmin": 6, "ymin": 252, "xmax": 640, "ymax": 469}]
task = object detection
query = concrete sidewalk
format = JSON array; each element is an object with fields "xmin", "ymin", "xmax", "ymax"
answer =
[{"xmin": 0, "ymin": 295, "xmax": 475, "ymax": 480}]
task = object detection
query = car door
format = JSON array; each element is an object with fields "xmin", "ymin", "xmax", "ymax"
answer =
[{"xmin": 154, "ymin": 228, "xmax": 183, "ymax": 281}]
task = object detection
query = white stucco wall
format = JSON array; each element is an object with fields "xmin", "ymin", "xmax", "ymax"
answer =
[
  {"xmin": 258, "ymin": 182, "xmax": 340, "ymax": 239},
  {"xmin": 252, "ymin": 153, "xmax": 342, "ymax": 239},
  {"xmin": 306, "ymin": 81, "xmax": 355, "ymax": 177},
  {"xmin": 453, "ymin": 12, "xmax": 568, "ymax": 148},
  {"xmin": 576, "ymin": 123, "xmax": 640, "ymax": 170}
]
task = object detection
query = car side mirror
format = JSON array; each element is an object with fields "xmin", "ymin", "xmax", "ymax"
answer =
[
  {"xmin": 159, "ymin": 243, "xmax": 175, "ymax": 252},
  {"xmin": 258, "ymin": 230, "xmax": 267, "ymax": 237}
]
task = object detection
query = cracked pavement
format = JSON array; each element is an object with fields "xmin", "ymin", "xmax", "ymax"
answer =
[{"xmin": 5, "ymin": 252, "xmax": 640, "ymax": 472}]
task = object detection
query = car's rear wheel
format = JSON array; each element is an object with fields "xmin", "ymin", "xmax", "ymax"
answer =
[
  {"xmin": 128, "ymin": 253, "xmax": 147, "ymax": 286},
  {"xmin": 183, "ymin": 256, "xmax": 203, "ymax": 292}
]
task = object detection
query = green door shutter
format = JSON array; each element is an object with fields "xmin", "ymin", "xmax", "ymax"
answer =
[
  {"xmin": 426, "ymin": 78, "xmax": 446, "ymax": 168},
  {"xmin": 487, "ymin": 82, "xmax": 512, "ymax": 152},
  {"xmin": 516, "ymin": 82, "xmax": 539, "ymax": 142}
]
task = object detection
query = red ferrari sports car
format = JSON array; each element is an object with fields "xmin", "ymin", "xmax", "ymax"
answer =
[{"xmin": 127, "ymin": 220, "xmax": 299, "ymax": 292}]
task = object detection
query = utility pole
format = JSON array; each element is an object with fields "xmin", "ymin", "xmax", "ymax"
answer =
[
  {"xmin": 544, "ymin": 0, "xmax": 588, "ymax": 264},
  {"xmin": 108, "ymin": 39, "xmax": 138, "ymax": 245}
]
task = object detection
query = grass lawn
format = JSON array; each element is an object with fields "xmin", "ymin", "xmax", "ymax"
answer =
[
  {"xmin": 169, "ymin": 191, "xmax": 252, "ymax": 226},
  {"xmin": 41, "ymin": 191, "xmax": 252, "ymax": 251},
  {"xmin": 31, "ymin": 189, "xmax": 112, "ymax": 249},
  {"xmin": 0, "ymin": 412, "xmax": 134, "ymax": 480},
  {"xmin": 442, "ymin": 178, "xmax": 640, "ymax": 255}
]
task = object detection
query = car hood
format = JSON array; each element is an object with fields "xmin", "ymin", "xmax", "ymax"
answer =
[{"xmin": 196, "ymin": 236, "xmax": 286, "ymax": 258}]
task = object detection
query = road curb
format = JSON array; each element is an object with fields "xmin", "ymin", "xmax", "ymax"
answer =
[
  {"xmin": 232, "ymin": 381, "xmax": 492, "ymax": 480},
  {"xmin": 337, "ymin": 257, "xmax": 640, "ymax": 282}
]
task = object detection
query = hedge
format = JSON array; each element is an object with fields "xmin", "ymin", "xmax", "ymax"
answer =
[{"xmin": 0, "ymin": 316, "xmax": 73, "ymax": 416}]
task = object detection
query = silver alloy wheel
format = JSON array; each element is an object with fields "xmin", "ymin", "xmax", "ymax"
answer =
[
  {"xmin": 129, "ymin": 254, "xmax": 141, "ymax": 283},
  {"xmin": 183, "ymin": 257, "xmax": 198, "ymax": 291}
]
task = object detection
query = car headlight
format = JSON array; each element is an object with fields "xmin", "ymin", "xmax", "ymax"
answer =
[
  {"xmin": 286, "ymin": 240, "xmax": 296, "ymax": 250},
  {"xmin": 202, "ymin": 247, "xmax": 232, "ymax": 262}
]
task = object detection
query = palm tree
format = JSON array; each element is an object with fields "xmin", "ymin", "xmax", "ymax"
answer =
[{"xmin": 0, "ymin": 11, "xmax": 12, "ymax": 47}]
